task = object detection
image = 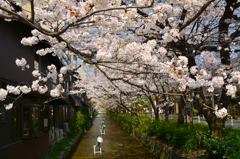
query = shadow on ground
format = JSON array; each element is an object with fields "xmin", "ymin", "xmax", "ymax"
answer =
[{"xmin": 70, "ymin": 113, "xmax": 158, "ymax": 159}]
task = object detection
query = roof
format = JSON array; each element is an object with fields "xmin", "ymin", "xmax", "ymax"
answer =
[{"xmin": 69, "ymin": 95, "xmax": 82, "ymax": 106}]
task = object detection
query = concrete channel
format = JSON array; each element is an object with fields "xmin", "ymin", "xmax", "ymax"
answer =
[{"xmin": 70, "ymin": 113, "xmax": 158, "ymax": 159}]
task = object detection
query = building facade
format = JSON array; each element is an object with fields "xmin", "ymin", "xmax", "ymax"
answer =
[{"xmin": 0, "ymin": 18, "xmax": 83, "ymax": 159}]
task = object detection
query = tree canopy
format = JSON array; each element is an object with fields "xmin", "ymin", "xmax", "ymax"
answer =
[{"xmin": 0, "ymin": 1, "xmax": 240, "ymax": 131}]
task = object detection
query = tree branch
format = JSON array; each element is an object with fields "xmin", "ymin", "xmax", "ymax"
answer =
[{"xmin": 179, "ymin": 0, "xmax": 214, "ymax": 32}]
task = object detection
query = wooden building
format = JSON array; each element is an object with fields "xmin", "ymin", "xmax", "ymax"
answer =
[{"xmin": 0, "ymin": 18, "xmax": 83, "ymax": 159}]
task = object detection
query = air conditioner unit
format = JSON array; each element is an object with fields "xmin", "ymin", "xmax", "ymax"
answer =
[
  {"xmin": 55, "ymin": 129, "xmax": 59, "ymax": 141},
  {"xmin": 59, "ymin": 129, "xmax": 63, "ymax": 139},
  {"xmin": 48, "ymin": 127, "xmax": 55, "ymax": 142},
  {"xmin": 63, "ymin": 123, "xmax": 69, "ymax": 132}
]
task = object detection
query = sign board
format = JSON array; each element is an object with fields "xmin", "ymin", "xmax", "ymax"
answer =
[
  {"xmin": 44, "ymin": 118, "xmax": 48, "ymax": 127},
  {"xmin": 186, "ymin": 102, "xmax": 192, "ymax": 109}
]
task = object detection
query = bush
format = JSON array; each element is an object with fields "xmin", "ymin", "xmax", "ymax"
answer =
[
  {"xmin": 182, "ymin": 123, "xmax": 208, "ymax": 152},
  {"xmin": 137, "ymin": 116, "xmax": 154, "ymax": 134},
  {"xmin": 109, "ymin": 112, "xmax": 240, "ymax": 158},
  {"xmin": 193, "ymin": 108, "xmax": 199, "ymax": 116},
  {"xmin": 116, "ymin": 113, "xmax": 139, "ymax": 129},
  {"xmin": 148, "ymin": 120, "xmax": 207, "ymax": 150},
  {"xmin": 49, "ymin": 138, "xmax": 73, "ymax": 159},
  {"xmin": 69, "ymin": 112, "xmax": 88, "ymax": 137},
  {"xmin": 93, "ymin": 111, "xmax": 98, "ymax": 117},
  {"xmin": 203, "ymin": 127, "xmax": 240, "ymax": 159}
]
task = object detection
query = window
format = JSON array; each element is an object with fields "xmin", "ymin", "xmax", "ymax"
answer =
[
  {"xmin": 32, "ymin": 106, "xmax": 40, "ymax": 136},
  {"xmin": 22, "ymin": 106, "xmax": 31, "ymax": 137},
  {"xmin": 59, "ymin": 105, "xmax": 68, "ymax": 123},
  {"xmin": 21, "ymin": 104, "xmax": 43, "ymax": 138},
  {"xmin": 62, "ymin": 105, "xmax": 68, "ymax": 122},
  {"xmin": 13, "ymin": 105, "xmax": 20, "ymax": 141},
  {"xmin": 51, "ymin": 106, "xmax": 54, "ymax": 127},
  {"xmin": 42, "ymin": 105, "xmax": 53, "ymax": 131},
  {"xmin": 0, "ymin": 105, "xmax": 7, "ymax": 122},
  {"xmin": 63, "ymin": 106, "xmax": 66, "ymax": 121},
  {"xmin": 66, "ymin": 106, "xmax": 68, "ymax": 121}
]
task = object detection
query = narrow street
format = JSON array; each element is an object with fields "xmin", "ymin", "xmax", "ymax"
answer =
[{"xmin": 70, "ymin": 113, "xmax": 158, "ymax": 159}]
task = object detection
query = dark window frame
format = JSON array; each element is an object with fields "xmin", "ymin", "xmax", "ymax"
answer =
[
  {"xmin": 42, "ymin": 105, "xmax": 53, "ymax": 132},
  {"xmin": 13, "ymin": 105, "xmax": 20, "ymax": 141},
  {"xmin": 21, "ymin": 104, "xmax": 44, "ymax": 139},
  {"xmin": 62, "ymin": 105, "xmax": 68, "ymax": 122},
  {"xmin": 0, "ymin": 105, "xmax": 7, "ymax": 123}
]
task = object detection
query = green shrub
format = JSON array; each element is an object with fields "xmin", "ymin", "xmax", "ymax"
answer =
[
  {"xmin": 203, "ymin": 127, "xmax": 240, "ymax": 159},
  {"xmin": 116, "ymin": 113, "xmax": 139, "ymax": 129},
  {"xmin": 109, "ymin": 112, "xmax": 240, "ymax": 158},
  {"xmin": 69, "ymin": 112, "xmax": 88, "ymax": 137},
  {"xmin": 182, "ymin": 123, "xmax": 208, "ymax": 152},
  {"xmin": 192, "ymin": 108, "xmax": 199, "ymax": 116},
  {"xmin": 49, "ymin": 138, "xmax": 73, "ymax": 159},
  {"xmin": 137, "ymin": 116, "xmax": 153, "ymax": 134},
  {"xmin": 93, "ymin": 111, "xmax": 98, "ymax": 117},
  {"xmin": 171, "ymin": 126, "xmax": 188, "ymax": 147}
]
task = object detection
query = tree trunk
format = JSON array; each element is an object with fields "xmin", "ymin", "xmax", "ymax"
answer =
[
  {"xmin": 155, "ymin": 107, "xmax": 160, "ymax": 121},
  {"xmin": 178, "ymin": 97, "xmax": 185, "ymax": 126},
  {"xmin": 134, "ymin": 112, "xmax": 143, "ymax": 125},
  {"xmin": 206, "ymin": 114, "xmax": 226, "ymax": 138},
  {"xmin": 197, "ymin": 87, "xmax": 228, "ymax": 138},
  {"xmin": 165, "ymin": 105, "xmax": 169, "ymax": 125}
]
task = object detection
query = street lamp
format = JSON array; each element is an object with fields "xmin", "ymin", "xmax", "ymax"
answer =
[
  {"xmin": 100, "ymin": 120, "xmax": 105, "ymax": 129},
  {"xmin": 100, "ymin": 125, "xmax": 106, "ymax": 135},
  {"xmin": 93, "ymin": 137, "xmax": 103, "ymax": 155}
]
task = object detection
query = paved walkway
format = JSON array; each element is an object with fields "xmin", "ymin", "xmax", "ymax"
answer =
[{"xmin": 70, "ymin": 113, "xmax": 158, "ymax": 159}]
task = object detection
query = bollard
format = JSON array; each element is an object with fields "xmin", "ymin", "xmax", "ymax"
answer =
[
  {"xmin": 100, "ymin": 120, "xmax": 105, "ymax": 129},
  {"xmin": 100, "ymin": 125, "xmax": 106, "ymax": 135},
  {"xmin": 93, "ymin": 137, "xmax": 103, "ymax": 155},
  {"xmin": 198, "ymin": 115, "xmax": 200, "ymax": 123},
  {"xmin": 231, "ymin": 117, "xmax": 234, "ymax": 126},
  {"xmin": 101, "ymin": 116, "xmax": 105, "ymax": 121}
]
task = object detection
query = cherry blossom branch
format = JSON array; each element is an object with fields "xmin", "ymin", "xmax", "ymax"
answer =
[
  {"xmin": 95, "ymin": 64, "xmax": 183, "ymax": 96},
  {"xmin": 179, "ymin": 0, "xmax": 214, "ymax": 32},
  {"xmin": 97, "ymin": 63, "xmax": 167, "ymax": 75},
  {"xmin": 199, "ymin": 101, "xmax": 215, "ymax": 111},
  {"xmin": 43, "ymin": 96, "xmax": 65, "ymax": 104},
  {"xmin": 0, "ymin": 0, "xmax": 154, "ymax": 37},
  {"xmin": 57, "ymin": 0, "xmax": 155, "ymax": 35},
  {"xmin": 12, "ymin": 92, "xmax": 23, "ymax": 103}
]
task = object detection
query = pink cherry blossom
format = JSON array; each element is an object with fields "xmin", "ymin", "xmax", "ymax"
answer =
[
  {"xmin": 225, "ymin": 84, "xmax": 237, "ymax": 96},
  {"xmin": 7, "ymin": 85, "xmax": 20, "ymax": 95},
  {"xmin": 15, "ymin": 58, "xmax": 27, "ymax": 67},
  {"xmin": 215, "ymin": 107, "xmax": 227, "ymax": 118},
  {"xmin": 0, "ymin": 89, "xmax": 8, "ymax": 101},
  {"xmin": 38, "ymin": 85, "xmax": 48, "ymax": 94},
  {"xmin": 4, "ymin": 103, "xmax": 13, "ymax": 110},
  {"xmin": 19, "ymin": 85, "xmax": 31, "ymax": 94}
]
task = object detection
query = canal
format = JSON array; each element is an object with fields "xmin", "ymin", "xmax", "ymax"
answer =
[{"xmin": 70, "ymin": 113, "xmax": 158, "ymax": 159}]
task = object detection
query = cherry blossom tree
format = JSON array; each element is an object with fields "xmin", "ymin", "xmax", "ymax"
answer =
[{"xmin": 0, "ymin": 0, "xmax": 240, "ymax": 137}]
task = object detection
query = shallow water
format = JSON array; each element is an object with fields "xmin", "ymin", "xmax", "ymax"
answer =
[{"xmin": 70, "ymin": 113, "xmax": 158, "ymax": 159}]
